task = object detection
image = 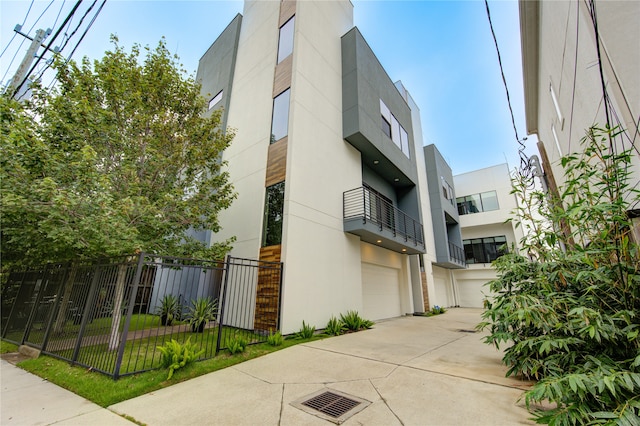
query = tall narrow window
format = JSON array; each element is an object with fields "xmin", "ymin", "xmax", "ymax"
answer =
[
  {"xmin": 380, "ymin": 100, "xmax": 391, "ymax": 138},
  {"xmin": 262, "ymin": 182, "xmax": 285, "ymax": 246},
  {"xmin": 379, "ymin": 98, "xmax": 410, "ymax": 158},
  {"xmin": 271, "ymin": 89, "xmax": 290, "ymax": 143},
  {"xmin": 277, "ymin": 16, "xmax": 295, "ymax": 64},
  {"xmin": 208, "ymin": 90, "xmax": 223, "ymax": 110}
]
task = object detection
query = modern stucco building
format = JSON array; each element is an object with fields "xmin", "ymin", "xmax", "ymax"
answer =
[
  {"xmin": 519, "ymin": 0, "xmax": 639, "ymax": 206},
  {"xmin": 195, "ymin": 0, "xmax": 443, "ymax": 333},
  {"xmin": 451, "ymin": 163, "xmax": 523, "ymax": 308}
]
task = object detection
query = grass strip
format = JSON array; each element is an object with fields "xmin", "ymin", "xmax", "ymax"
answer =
[{"xmin": 15, "ymin": 335, "xmax": 324, "ymax": 407}]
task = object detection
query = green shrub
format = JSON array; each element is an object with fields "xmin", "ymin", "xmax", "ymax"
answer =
[
  {"xmin": 340, "ymin": 310, "xmax": 373, "ymax": 332},
  {"xmin": 226, "ymin": 335, "xmax": 248, "ymax": 354},
  {"xmin": 157, "ymin": 338, "xmax": 204, "ymax": 380},
  {"xmin": 295, "ymin": 320, "xmax": 315, "ymax": 339},
  {"xmin": 266, "ymin": 330, "xmax": 284, "ymax": 346},
  {"xmin": 430, "ymin": 306, "xmax": 446, "ymax": 315},
  {"xmin": 479, "ymin": 126, "xmax": 640, "ymax": 424},
  {"xmin": 324, "ymin": 316, "xmax": 346, "ymax": 336}
]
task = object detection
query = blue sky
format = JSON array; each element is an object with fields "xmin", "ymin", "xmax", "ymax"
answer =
[{"xmin": 1, "ymin": 0, "xmax": 536, "ymax": 175}]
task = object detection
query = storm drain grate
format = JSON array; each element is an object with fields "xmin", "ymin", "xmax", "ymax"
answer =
[
  {"xmin": 292, "ymin": 389, "xmax": 371, "ymax": 424},
  {"xmin": 302, "ymin": 391, "xmax": 360, "ymax": 418},
  {"xmin": 458, "ymin": 329, "xmax": 478, "ymax": 333}
]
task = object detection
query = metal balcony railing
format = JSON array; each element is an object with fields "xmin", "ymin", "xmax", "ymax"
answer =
[
  {"xmin": 343, "ymin": 187, "xmax": 425, "ymax": 247},
  {"xmin": 448, "ymin": 241, "xmax": 466, "ymax": 266}
]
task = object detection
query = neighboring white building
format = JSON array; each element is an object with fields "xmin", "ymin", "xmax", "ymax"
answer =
[
  {"xmin": 519, "ymin": 0, "xmax": 639, "ymax": 206},
  {"xmin": 452, "ymin": 164, "xmax": 523, "ymax": 308},
  {"xmin": 195, "ymin": 1, "xmax": 441, "ymax": 333}
]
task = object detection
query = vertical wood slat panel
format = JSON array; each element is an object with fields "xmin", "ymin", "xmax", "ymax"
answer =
[
  {"xmin": 259, "ymin": 245, "xmax": 282, "ymax": 263},
  {"xmin": 273, "ymin": 55, "xmax": 293, "ymax": 98},
  {"xmin": 265, "ymin": 137, "xmax": 287, "ymax": 187},
  {"xmin": 421, "ymin": 271, "xmax": 430, "ymax": 310},
  {"xmin": 279, "ymin": 0, "xmax": 296, "ymax": 27}
]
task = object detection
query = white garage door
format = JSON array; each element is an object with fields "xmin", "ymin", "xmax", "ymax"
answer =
[{"xmin": 362, "ymin": 263, "xmax": 401, "ymax": 320}]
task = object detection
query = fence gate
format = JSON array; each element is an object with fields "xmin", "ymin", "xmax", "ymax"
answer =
[{"xmin": 1, "ymin": 254, "xmax": 283, "ymax": 379}]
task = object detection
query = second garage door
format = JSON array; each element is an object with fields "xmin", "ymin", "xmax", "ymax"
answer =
[{"xmin": 361, "ymin": 263, "xmax": 401, "ymax": 320}]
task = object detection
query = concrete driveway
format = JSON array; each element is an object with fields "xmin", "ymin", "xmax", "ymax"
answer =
[{"xmin": 109, "ymin": 308, "xmax": 535, "ymax": 425}]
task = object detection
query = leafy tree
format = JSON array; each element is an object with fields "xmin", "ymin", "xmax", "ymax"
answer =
[
  {"xmin": 479, "ymin": 126, "xmax": 640, "ymax": 424},
  {"xmin": 1, "ymin": 37, "xmax": 236, "ymax": 269}
]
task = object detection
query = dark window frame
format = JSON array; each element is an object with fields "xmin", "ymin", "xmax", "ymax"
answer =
[
  {"xmin": 262, "ymin": 181, "xmax": 285, "ymax": 247},
  {"xmin": 462, "ymin": 235, "xmax": 507, "ymax": 264}
]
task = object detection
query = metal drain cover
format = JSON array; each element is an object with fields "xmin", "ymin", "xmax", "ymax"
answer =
[{"xmin": 292, "ymin": 389, "xmax": 371, "ymax": 424}]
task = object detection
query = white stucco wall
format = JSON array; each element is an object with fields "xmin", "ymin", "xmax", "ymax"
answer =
[
  {"xmin": 213, "ymin": 1, "xmax": 280, "ymax": 259},
  {"xmin": 278, "ymin": 0, "xmax": 364, "ymax": 333},
  {"xmin": 533, "ymin": 0, "xmax": 639, "ymax": 192}
]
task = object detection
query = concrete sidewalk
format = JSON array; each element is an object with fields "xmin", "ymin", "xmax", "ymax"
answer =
[
  {"xmin": 111, "ymin": 308, "xmax": 534, "ymax": 425},
  {"xmin": 0, "ymin": 357, "xmax": 133, "ymax": 425},
  {"xmin": 2, "ymin": 308, "xmax": 535, "ymax": 425}
]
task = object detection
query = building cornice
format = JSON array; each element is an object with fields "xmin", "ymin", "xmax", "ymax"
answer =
[{"xmin": 519, "ymin": 0, "xmax": 540, "ymax": 135}]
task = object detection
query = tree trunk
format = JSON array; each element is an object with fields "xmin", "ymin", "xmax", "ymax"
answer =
[
  {"xmin": 53, "ymin": 263, "xmax": 78, "ymax": 334},
  {"xmin": 108, "ymin": 264, "xmax": 128, "ymax": 351}
]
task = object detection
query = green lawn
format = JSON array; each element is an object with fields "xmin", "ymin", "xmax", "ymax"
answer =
[{"xmin": 15, "ymin": 334, "xmax": 325, "ymax": 407}]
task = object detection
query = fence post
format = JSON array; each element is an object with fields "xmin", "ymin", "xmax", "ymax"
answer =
[
  {"xmin": 113, "ymin": 253, "xmax": 145, "ymax": 380},
  {"xmin": 215, "ymin": 255, "xmax": 232, "ymax": 355}
]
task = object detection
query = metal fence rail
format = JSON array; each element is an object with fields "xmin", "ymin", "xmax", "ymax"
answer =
[
  {"xmin": 343, "ymin": 186, "xmax": 425, "ymax": 246},
  {"xmin": 1, "ymin": 254, "xmax": 283, "ymax": 379}
]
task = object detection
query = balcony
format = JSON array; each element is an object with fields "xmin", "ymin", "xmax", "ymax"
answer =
[
  {"xmin": 343, "ymin": 187, "xmax": 426, "ymax": 255},
  {"xmin": 448, "ymin": 241, "xmax": 466, "ymax": 267}
]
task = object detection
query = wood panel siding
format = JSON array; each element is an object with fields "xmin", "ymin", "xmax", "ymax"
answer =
[
  {"xmin": 259, "ymin": 245, "xmax": 282, "ymax": 263},
  {"xmin": 279, "ymin": 0, "xmax": 296, "ymax": 27},
  {"xmin": 265, "ymin": 137, "xmax": 287, "ymax": 187},
  {"xmin": 421, "ymin": 271, "xmax": 430, "ymax": 310},
  {"xmin": 273, "ymin": 55, "xmax": 292, "ymax": 98},
  {"xmin": 255, "ymin": 245, "xmax": 282, "ymax": 331}
]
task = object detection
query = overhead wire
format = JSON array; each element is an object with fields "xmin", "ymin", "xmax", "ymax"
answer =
[
  {"xmin": 44, "ymin": 0, "xmax": 107, "ymax": 91},
  {"xmin": 0, "ymin": 0, "xmax": 35, "ymax": 58},
  {"xmin": 11, "ymin": 0, "xmax": 84, "ymax": 100},
  {"xmin": 483, "ymin": 0, "xmax": 530, "ymax": 177}
]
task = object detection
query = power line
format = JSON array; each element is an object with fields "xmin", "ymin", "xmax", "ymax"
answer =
[
  {"xmin": 11, "ymin": 0, "xmax": 84, "ymax": 100},
  {"xmin": 0, "ymin": 0, "xmax": 35, "ymax": 58},
  {"xmin": 483, "ymin": 0, "xmax": 529, "ymax": 175}
]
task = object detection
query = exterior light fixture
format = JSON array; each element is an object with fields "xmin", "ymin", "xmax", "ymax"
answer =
[
  {"xmin": 376, "ymin": 240, "xmax": 382, "ymax": 243},
  {"xmin": 402, "ymin": 248, "xmax": 407, "ymax": 252},
  {"xmin": 373, "ymin": 160, "xmax": 379, "ymax": 165},
  {"xmin": 394, "ymin": 178, "xmax": 400, "ymax": 182}
]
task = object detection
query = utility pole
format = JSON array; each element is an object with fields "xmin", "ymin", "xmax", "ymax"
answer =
[{"xmin": 5, "ymin": 27, "xmax": 52, "ymax": 99}]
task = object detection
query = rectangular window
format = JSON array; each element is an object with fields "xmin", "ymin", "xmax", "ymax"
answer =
[
  {"xmin": 271, "ymin": 88, "xmax": 290, "ymax": 143},
  {"xmin": 379, "ymin": 99, "xmax": 410, "ymax": 158},
  {"xmin": 380, "ymin": 99, "xmax": 392, "ymax": 138},
  {"xmin": 262, "ymin": 182, "xmax": 285, "ymax": 247},
  {"xmin": 480, "ymin": 191, "xmax": 499, "ymax": 211},
  {"xmin": 456, "ymin": 191, "xmax": 499, "ymax": 215},
  {"xmin": 277, "ymin": 16, "xmax": 295, "ymax": 64},
  {"xmin": 463, "ymin": 236, "xmax": 507, "ymax": 264},
  {"xmin": 391, "ymin": 116, "xmax": 401, "ymax": 149},
  {"xmin": 208, "ymin": 90, "xmax": 223, "ymax": 110},
  {"xmin": 400, "ymin": 127, "xmax": 410, "ymax": 158}
]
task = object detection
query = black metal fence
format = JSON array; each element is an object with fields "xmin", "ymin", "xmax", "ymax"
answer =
[
  {"xmin": 1, "ymin": 254, "xmax": 283, "ymax": 379},
  {"xmin": 344, "ymin": 186, "xmax": 425, "ymax": 246}
]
